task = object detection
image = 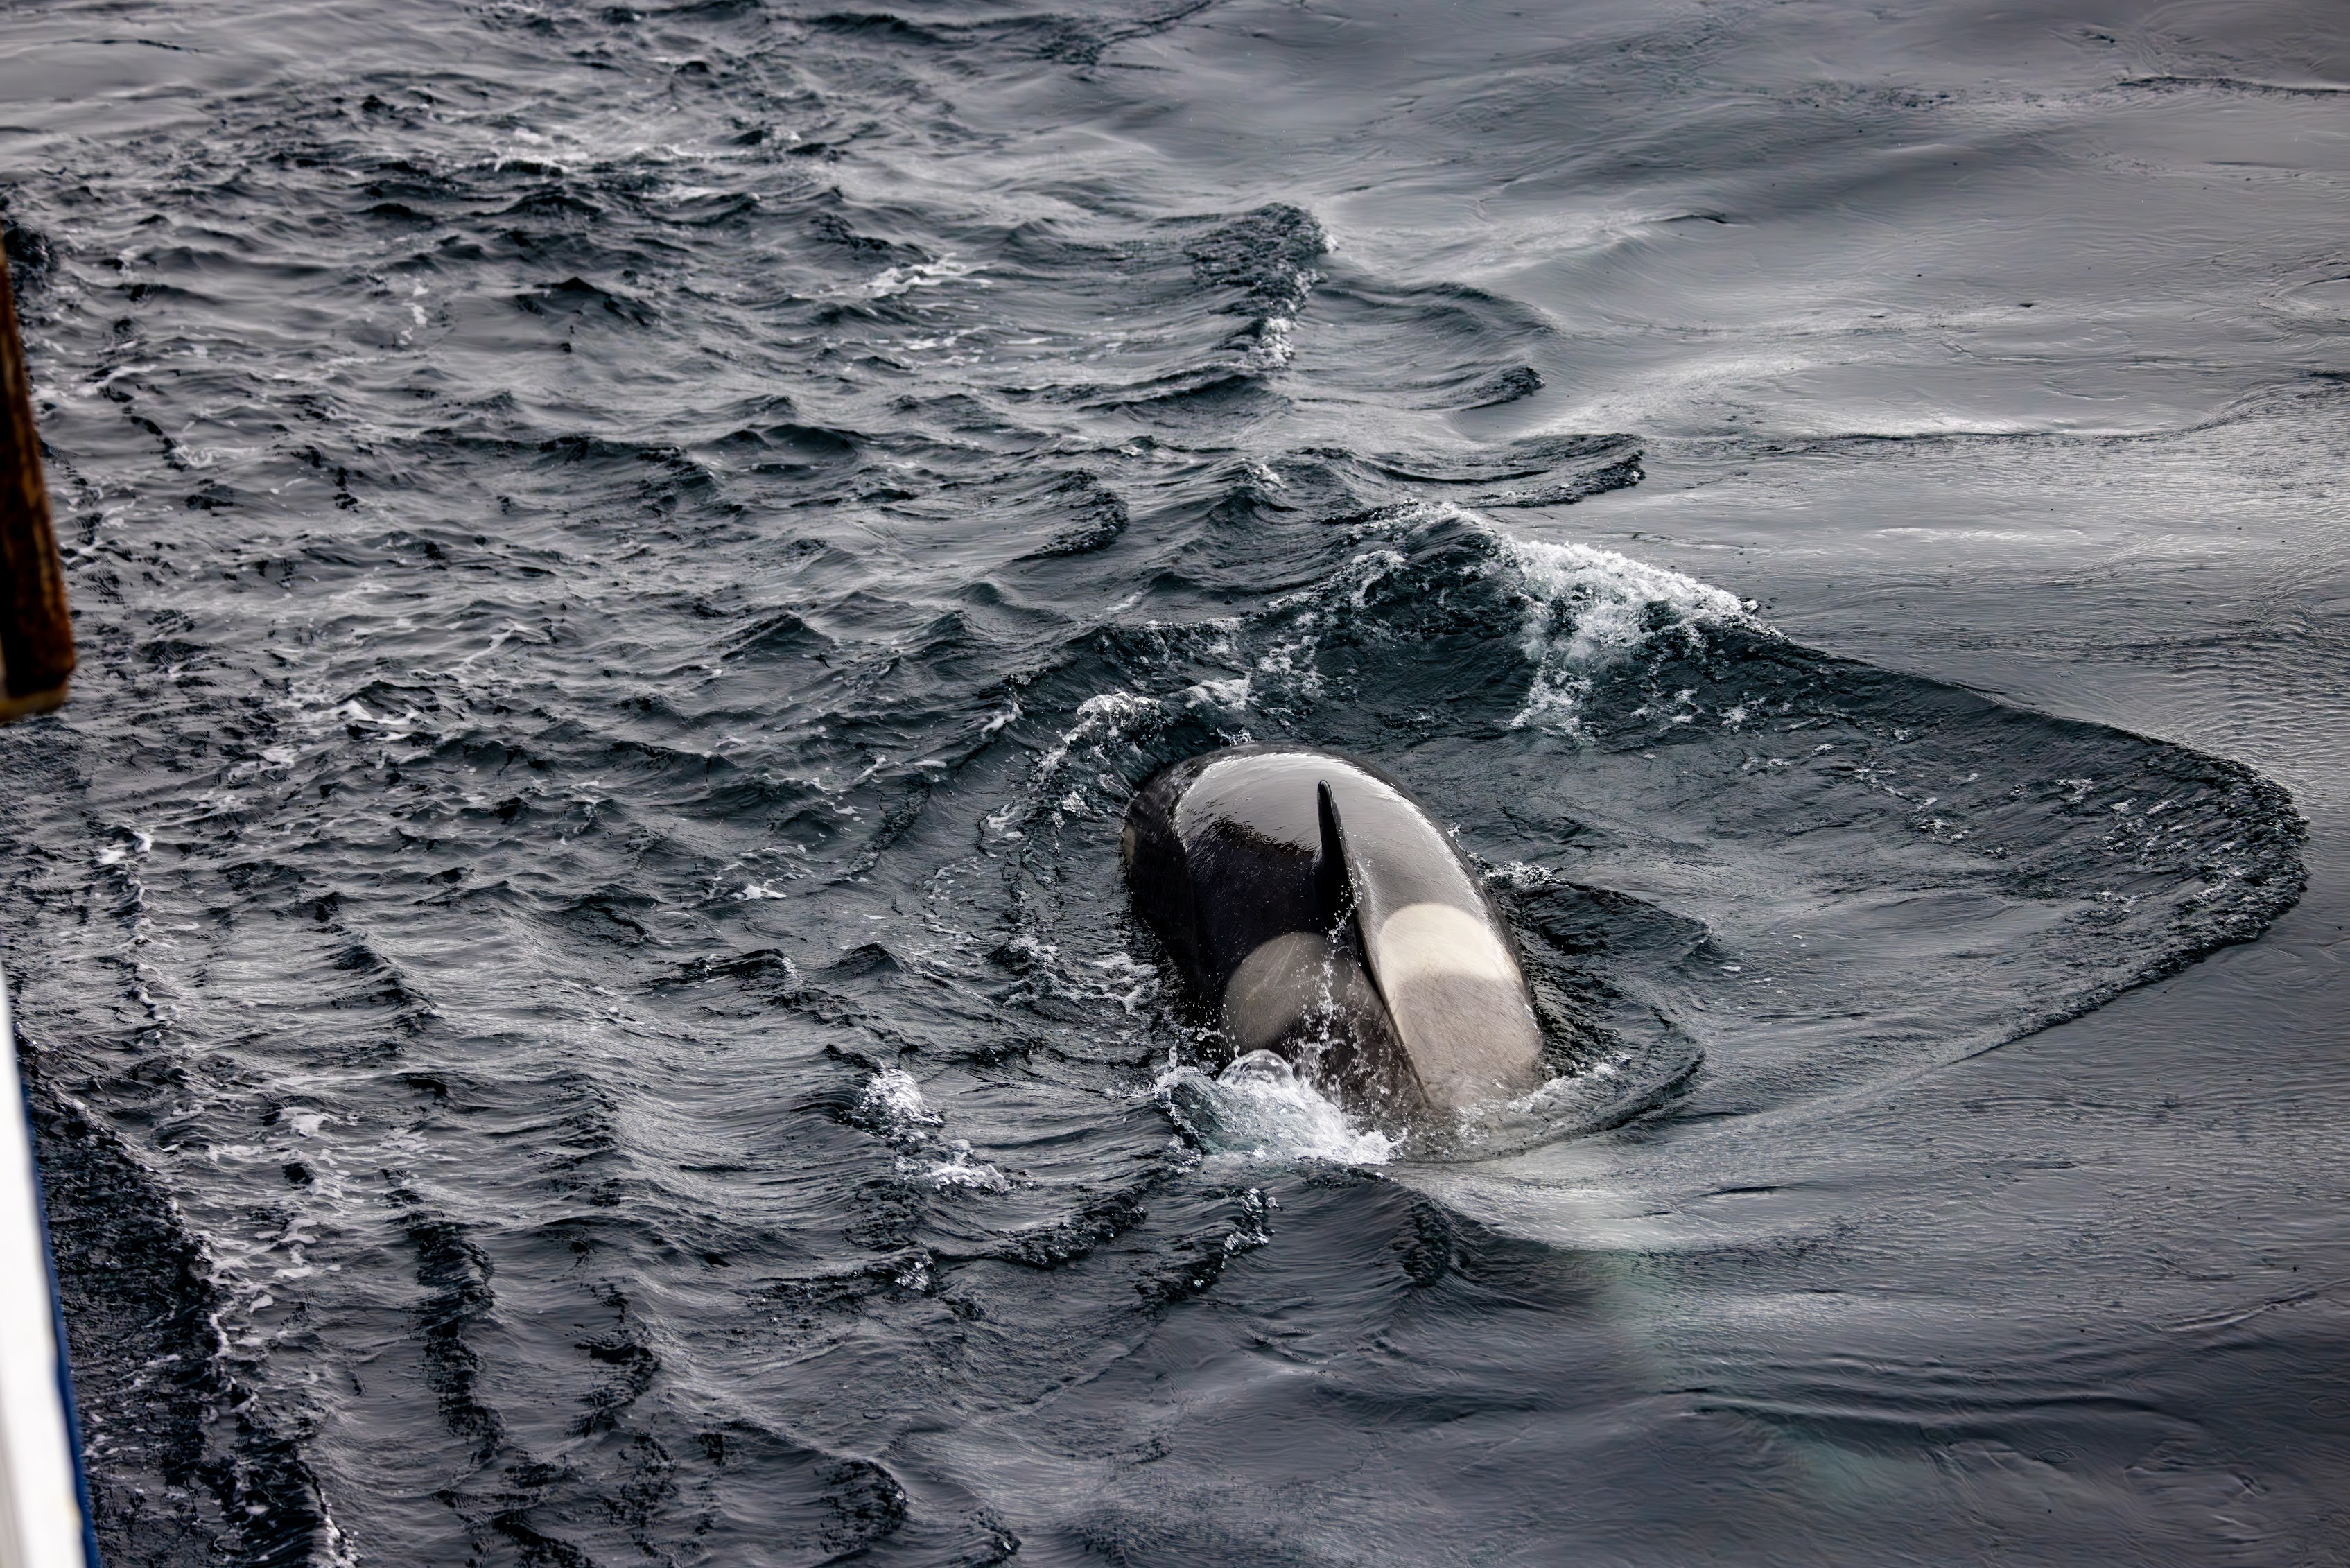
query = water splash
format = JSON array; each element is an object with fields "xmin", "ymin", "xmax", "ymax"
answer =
[
  {"xmin": 1156, "ymin": 1051, "xmax": 1397, "ymax": 1165},
  {"xmin": 859, "ymin": 1067, "xmax": 943, "ymax": 1141},
  {"xmin": 861, "ymin": 1068, "xmax": 1011, "ymax": 1191},
  {"xmin": 1495, "ymin": 532, "xmax": 1756, "ymax": 736}
]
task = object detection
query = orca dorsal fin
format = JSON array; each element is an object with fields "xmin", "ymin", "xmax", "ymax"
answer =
[
  {"xmin": 1316, "ymin": 779, "xmax": 1401, "ymax": 1025},
  {"xmin": 1313, "ymin": 780, "xmax": 1352, "ymax": 932}
]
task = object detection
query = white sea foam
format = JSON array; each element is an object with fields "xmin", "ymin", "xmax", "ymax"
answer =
[
  {"xmin": 857, "ymin": 254, "xmax": 977, "ymax": 299},
  {"xmin": 860, "ymin": 1067, "xmax": 941, "ymax": 1139},
  {"xmin": 1242, "ymin": 313, "xmax": 1298, "ymax": 372},
  {"xmin": 862, "ymin": 1070, "xmax": 1012, "ymax": 1191},
  {"xmin": 1034, "ymin": 688, "xmax": 1163, "ymax": 787},
  {"xmin": 1495, "ymin": 530, "xmax": 1752, "ymax": 736},
  {"xmin": 914, "ymin": 1140, "xmax": 1011, "ymax": 1193},
  {"xmin": 1156, "ymin": 1051, "xmax": 1395, "ymax": 1165}
]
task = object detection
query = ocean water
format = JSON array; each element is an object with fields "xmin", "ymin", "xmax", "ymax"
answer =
[{"xmin": 1, "ymin": 1, "xmax": 2344, "ymax": 1562}]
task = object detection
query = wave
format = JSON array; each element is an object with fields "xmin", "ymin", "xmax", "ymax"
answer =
[{"xmin": 958, "ymin": 491, "xmax": 2300, "ymax": 1162}]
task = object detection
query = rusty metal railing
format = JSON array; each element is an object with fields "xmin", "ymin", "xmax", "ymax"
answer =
[{"xmin": 0, "ymin": 256, "xmax": 72, "ymax": 724}]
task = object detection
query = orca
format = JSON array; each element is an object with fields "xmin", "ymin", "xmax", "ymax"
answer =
[{"xmin": 1122, "ymin": 744, "xmax": 1547, "ymax": 1120}]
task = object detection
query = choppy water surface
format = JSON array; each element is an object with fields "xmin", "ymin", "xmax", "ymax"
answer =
[{"xmin": 2, "ymin": 1, "xmax": 2345, "ymax": 1562}]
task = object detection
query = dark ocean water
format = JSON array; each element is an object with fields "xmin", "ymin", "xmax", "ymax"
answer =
[{"xmin": 2, "ymin": 1, "xmax": 2345, "ymax": 1562}]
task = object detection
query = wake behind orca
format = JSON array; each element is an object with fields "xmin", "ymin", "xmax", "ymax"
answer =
[{"xmin": 1123, "ymin": 744, "xmax": 1546, "ymax": 1121}]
